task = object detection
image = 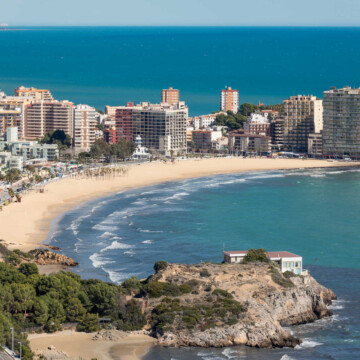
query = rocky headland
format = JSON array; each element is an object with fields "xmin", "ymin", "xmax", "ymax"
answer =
[{"xmin": 138, "ymin": 261, "xmax": 336, "ymax": 349}]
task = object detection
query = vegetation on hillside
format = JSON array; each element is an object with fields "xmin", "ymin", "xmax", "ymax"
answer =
[
  {"xmin": 214, "ymin": 102, "xmax": 284, "ymax": 131},
  {"xmin": 242, "ymin": 248, "xmax": 269, "ymax": 264}
]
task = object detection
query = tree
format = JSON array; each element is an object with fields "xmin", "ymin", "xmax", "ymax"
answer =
[
  {"xmin": 19, "ymin": 263, "xmax": 39, "ymax": 277},
  {"xmin": 242, "ymin": 249, "xmax": 269, "ymax": 264},
  {"xmin": 40, "ymin": 130, "xmax": 72, "ymax": 148},
  {"xmin": 65, "ymin": 297, "xmax": 86, "ymax": 322},
  {"xmin": 32, "ymin": 298, "xmax": 48, "ymax": 325},
  {"xmin": 5, "ymin": 169, "xmax": 21, "ymax": 184},
  {"xmin": 77, "ymin": 313, "xmax": 100, "ymax": 333},
  {"xmin": 11, "ymin": 283, "xmax": 36, "ymax": 318}
]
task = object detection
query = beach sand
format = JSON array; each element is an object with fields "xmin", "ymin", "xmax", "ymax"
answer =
[
  {"xmin": 29, "ymin": 330, "xmax": 155, "ymax": 360},
  {"xmin": 0, "ymin": 157, "xmax": 357, "ymax": 252}
]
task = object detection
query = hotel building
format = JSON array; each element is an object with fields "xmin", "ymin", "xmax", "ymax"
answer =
[
  {"xmin": 323, "ymin": 87, "xmax": 360, "ymax": 158},
  {"xmin": 161, "ymin": 87, "xmax": 179, "ymax": 105},
  {"xmin": 220, "ymin": 87, "xmax": 239, "ymax": 113},
  {"xmin": 115, "ymin": 102, "xmax": 188, "ymax": 156},
  {"xmin": 283, "ymin": 95, "xmax": 323, "ymax": 153},
  {"xmin": 73, "ymin": 105, "xmax": 97, "ymax": 151},
  {"xmin": 15, "ymin": 86, "xmax": 54, "ymax": 101},
  {"xmin": 24, "ymin": 100, "xmax": 74, "ymax": 140},
  {"xmin": 228, "ymin": 130, "xmax": 271, "ymax": 154}
]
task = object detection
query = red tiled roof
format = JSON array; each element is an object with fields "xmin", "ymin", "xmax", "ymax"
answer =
[{"xmin": 223, "ymin": 251, "xmax": 300, "ymax": 258}]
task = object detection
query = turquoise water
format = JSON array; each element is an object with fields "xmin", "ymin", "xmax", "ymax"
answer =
[
  {"xmin": 48, "ymin": 167, "xmax": 360, "ymax": 359},
  {"xmin": 2, "ymin": 27, "xmax": 360, "ymax": 115}
]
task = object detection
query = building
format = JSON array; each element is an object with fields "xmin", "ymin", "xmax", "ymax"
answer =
[
  {"xmin": 161, "ymin": 87, "xmax": 179, "ymax": 105},
  {"xmin": 192, "ymin": 130, "xmax": 222, "ymax": 152},
  {"xmin": 270, "ymin": 118, "xmax": 285, "ymax": 149},
  {"xmin": 0, "ymin": 151, "xmax": 23, "ymax": 170},
  {"xmin": 115, "ymin": 106, "xmax": 134, "ymax": 142},
  {"xmin": 223, "ymin": 250, "xmax": 303, "ymax": 274},
  {"xmin": 24, "ymin": 100, "xmax": 74, "ymax": 140},
  {"xmin": 15, "ymin": 86, "xmax": 54, "ymax": 101},
  {"xmin": 244, "ymin": 113, "xmax": 271, "ymax": 136},
  {"xmin": 105, "ymin": 105, "xmax": 122, "ymax": 118},
  {"xmin": 73, "ymin": 105, "xmax": 97, "ymax": 151},
  {"xmin": 228, "ymin": 130, "xmax": 271, "ymax": 154},
  {"xmin": 0, "ymin": 106, "xmax": 22, "ymax": 137},
  {"xmin": 283, "ymin": 95, "xmax": 323, "ymax": 153},
  {"xmin": 323, "ymin": 87, "xmax": 360, "ymax": 158},
  {"xmin": 115, "ymin": 102, "xmax": 188, "ymax": 156},
  {"xmin": 308, "ymin": 132, "xmax": 323, "ymax": 158},
  {"xmin": 132, "ymin": 135, "xmax": 150, "ymax": 160},
  {"xmin": 261, "ymin": 109, "xmax": 279, "ymax": 118},
  {"xmin": 103, "ymin": 127, "xmax": 117, "ymax": 144},
  {"xmin": 220, "ymin": 87, "xmax": 239, "ymax": 113},
  {"xmin": 189, "ymin": 114, "xmax": 218, "ymax": 130}
]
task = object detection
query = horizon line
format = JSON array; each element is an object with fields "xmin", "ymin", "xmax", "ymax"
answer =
[{"xmin": 5, "ymin": 24, "xmax": 360, "ymax": 28}]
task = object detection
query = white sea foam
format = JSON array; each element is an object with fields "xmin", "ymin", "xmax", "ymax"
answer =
[
  {"xmin": 92, "ymin": 224, "xmax": 118, "ymax": 231},
  {"xmin": 161, "ymin": 192, "xmax": 190, "ymax": 202},
  {"xmin": 89, "ymin": 253, "xmax": 115, "ymax": 268},
  {"xmin": 67, "ymin": 214, "xmax": 90, "ymax": 235},
  {"xmin": 245, "ymin": 173, "xmax": 284, "ymax": 180},
  {"xmin": 328, "ymin": 304, "xmax": 344, "ymax": 310},
  {"xmin": 97, "ymin": 231, "xmax": 117, "ymax": 238},
  {"xmin": 142, "ymin": 240, "xmax": 153, "ymax": 244},
  {"xmin": 280, "ymin": 355, "xmax": 296, "ymax": 360},
  {"xmin": 103, "ymin": 269, "xmax": 139, "ymax": 284},
  {"xmin": 221, "ymin": 347, "xmax": 241, "ymax": 359},
  {"xmin": 124, "ymin": 249, "xmax": 135, "ymax": 256},
  {"xmin": 100, "ymin": 240, "xmax": 133, "ymax": 252},
  {"xmin": 295, "ymin": 339, "xmax": 323, "ymax": 349},
  {"xmin": 137, "ymin": 228, "xmax": 164, "ymax": 233}
]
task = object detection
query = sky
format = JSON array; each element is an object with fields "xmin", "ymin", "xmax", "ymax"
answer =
[{"xmin": 1, "ymin": 0, "xmax": 360, "ymax": 26}]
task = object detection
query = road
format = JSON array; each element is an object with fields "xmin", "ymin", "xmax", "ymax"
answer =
[{"xmin": 0, "ymin": 351, "xmax": 14, "ymax": 360}]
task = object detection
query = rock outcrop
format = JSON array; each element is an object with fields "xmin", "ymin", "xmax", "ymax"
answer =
[
  {"xmin": 33, "ymin": 249, "xmax": 78, "ymax": 267},
  {"xmin": 142, "ymin": 262, "xmax": 336, "ymax": 349}
]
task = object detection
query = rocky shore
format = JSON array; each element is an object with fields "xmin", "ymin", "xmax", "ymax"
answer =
[
  {"xmin": 32, "ymin": 248, "xmax": 78, "ymax": 267},
  {"xmin": 143, "ymin": 262, "xmax": 336, "ymax": 349}
]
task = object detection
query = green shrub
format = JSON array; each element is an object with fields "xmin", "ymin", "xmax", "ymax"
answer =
[
  {"xmin": 122, "ymin": 276, "xmax": 141, "ymax": 289},
  {"xmin": 200, "ymin": 269, "xmax": 211, "ymax": 277},
  {"xmin": 226, "ymin": 317, "xmax": 238, "ymax": 326},
  {"xmin": 242, "ymin": 249, "xmax": 269, "ymax": 264},
  {"xmin": 178, "ymin": 283, "xmax": 192, "ymax": 294},
  {"xmin": 270, "ymin": 268, "xmax": 294, "ymax": 288},
  {"xmin": 116, "ymin": 299, "xmax": 146, "ymax": 331},
  {"xmin": 187, "ymin": 279, "xmax": 199, "ymax": 287},
  {"xmin": 153, "ymin": 261, "xmax": 168, "ymax": 273},
  {"xmin": 212, "ymin": 289, "xmax": 232, "ymax": 298}
]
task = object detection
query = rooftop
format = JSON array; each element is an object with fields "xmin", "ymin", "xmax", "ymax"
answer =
[{"xmin": 223, "ymin": 251, "xmax": 301, "ymax": 258}]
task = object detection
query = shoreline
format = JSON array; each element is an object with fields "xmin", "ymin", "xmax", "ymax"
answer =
[{"xmin": 0, "ymin": 158, "xmax": 358, "ymax": 253}]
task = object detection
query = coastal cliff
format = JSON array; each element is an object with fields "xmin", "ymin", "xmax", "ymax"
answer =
[{"xmin": 141, "ymin": 262, "xmax": 336, "ymax": 349}]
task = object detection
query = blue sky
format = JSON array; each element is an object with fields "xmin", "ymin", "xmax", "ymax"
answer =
[{"xmin": 2, "ymin": 0, "xmax": 360, "ymax": 26}]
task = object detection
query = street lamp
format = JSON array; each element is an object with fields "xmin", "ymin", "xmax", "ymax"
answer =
[
  {"xmin": 18, "ymin": 342, "xmax": 21, "ymax": 360},
  {"xmin": 10, "ymin": 327, "xmax": 14, "ymax": 354}
]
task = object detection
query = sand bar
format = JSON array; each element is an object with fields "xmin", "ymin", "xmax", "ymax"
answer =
[{"xmin": 0, "ymin": 157, "xmax": 357, "ymax": 252}]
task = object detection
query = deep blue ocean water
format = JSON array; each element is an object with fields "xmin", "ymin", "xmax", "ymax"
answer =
[
  {"xmin": 47, "ymin": 167, "xmax": 360, "ymax": 359},
  {"xmin": 2, "ymin": 27, "xmax": 360, "ymax": 115}
]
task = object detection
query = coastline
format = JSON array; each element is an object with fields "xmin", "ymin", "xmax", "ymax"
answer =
[{"xmin": 0, "ymin": 157, "xmax": 358, "ymax": 253}]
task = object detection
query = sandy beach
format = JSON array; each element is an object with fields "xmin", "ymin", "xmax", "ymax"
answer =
[
  {"xmin": 29, "ymin": 330, "xmax": 156, "ymax": 360},
  {"xmin": 0, "ymin": 157, "xmax": 357, "ymax": 252}
]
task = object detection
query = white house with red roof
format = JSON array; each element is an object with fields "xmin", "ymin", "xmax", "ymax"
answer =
[{"xmin": 223, "ymin": 250, "xmax": 303, "ymax": 275}]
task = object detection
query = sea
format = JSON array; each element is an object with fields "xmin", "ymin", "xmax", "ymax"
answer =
[
  {"xmin": 46, "ymin": 167, "xmax": 360, "ymax": 360},
  {"xmin": 2, "ymin": 26, "xmax": 360, "ymax": 115}
]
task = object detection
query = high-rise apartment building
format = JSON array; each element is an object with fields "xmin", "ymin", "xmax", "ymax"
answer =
[
  {"xmin": 161, "ymin": 87, "xmax": 179, "ymax": 105},
  {"xmin": 283, "ymin": 95, "xmax": 323, "ymax": 152},
  {"xmin": 323, "ymin": 87, "xmax": 360, "ymax": 157},
  {"xmin": 73, "ymin": 105, "xmax": 97, "ymax": 151},
  {"xmin": 15, "ymin": 86, "xmax": 54, "ymax": 101},
  {"xmin": 24, "ymin": 101, "xmax": 74, "ymax": 140},
  {"xmin": 220, "ymin": 87, "xmax": 239, "ymax": 113},
  {"xmin": 0, "ymin": 106, "xmax": 22, "ymax": 137},
  {"xmin": 115, "ymin": 102, "xmax": 188, "ymax": 156}
]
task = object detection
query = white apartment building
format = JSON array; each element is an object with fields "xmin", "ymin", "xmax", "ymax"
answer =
[
  {"xmin": 73, "ymin": 105, "xmax": 97, "ymax": 151},
  {"xmin": 220, "ymin": 87, "xmax": 239, "ymax": 113}
]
